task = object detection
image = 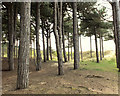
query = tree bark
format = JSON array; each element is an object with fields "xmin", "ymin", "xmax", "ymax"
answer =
[
  {"xmin": 49, "ymin": 33, "xmax": 52, "ymax": 60},
  {"xmin": 94, "ymin": 29, "xmax": 99, "ymax": 63},
  {"xmin": 13, "ymin": 3, "xmax": 17, "ymax": 59},
  {"xmin": 80, "ymin": 35, "xmax": 83, "ymax": 61},
  {"xmin": 35, "ymin": 3, "xmax": 42, "ymax": 71},
  {"xmin": 68, "ymin": 32, "xmax": 70, "ymax": 61},
  {"xmin": 17, "ymin": 2, "xmax": 31, "ymax": 89},
  {"xmin": 90, "ymin": 36, "xmax": 92, "ymax": 58},
  {"xmin": 8, "ymin": 3, "xmax": 14, "ymax": 71},
  {"xmin": 73, "ymin": 2, "xmax": 79, "ymax": 69},
  {"xmin": 41, "ymin": 19, "xmax": 46, "ymax": 62},
  {"xmin": 54, "ymin": 1, "xmax": 64, "ymax": 75},
  {"xmin": 33, "ymin": 40, "xmax": 36, "ymax": 64},
  {"xmin": 0, "ymin": 2, "xmax": 2, "ymax": 71},
  {"xmin": 62, "ymin": 14, "xmax": 67, "ymax": 62},
  {"xmin": 46, "ymin": 29, "xmax": 49, "ymax": 61},
  {"xmin": 112, "ymin": 2, "xmax": 118, "ymax": 66},
  {"xmin": 116, "ymin": 1, "xmax": 120, "ymax": 71},
  {"xmin": 101, "ymin": 37, "xmax": 104, "ymax": 58},
  {"xmin": 71, "ymin": 46, "xmax": 72, "ymax": 60},
  {"xmin": 100, "ymin": 33, "xmax": 102, "ymax": 60},
  {"xmin": 16, "ymin": 40, "xmax": 18, "ymax": 58},
  {"xmin": 2, "ymin": 44, "xmax": 4, "ymax": 57}
]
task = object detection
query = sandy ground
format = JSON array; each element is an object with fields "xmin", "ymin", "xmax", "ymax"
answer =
[{"xmin": 2, "ymin": 57, "xmax": 118, "ymax": 94}]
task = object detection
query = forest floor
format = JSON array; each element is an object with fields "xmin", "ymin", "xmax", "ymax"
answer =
[{"xmin": 2, "ymin": 53, "xmax": 118, "ymax": 94}]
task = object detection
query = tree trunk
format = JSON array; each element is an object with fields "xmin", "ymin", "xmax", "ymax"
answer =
[
  {"xmin": 90, "ymin": 36, "xmax": 92, "ymax": 58},
  {"xmin": 16, "ymin": 40, "xmax": 18, "ymax": 58},
  {"xmin": 54, "ymin": 1, "xmax": 64, "ymax": 75},
  {"xmin": 73, "ymin": 2, "xmax": 79, "ymax": 69},
  {"xmin": 71, "ymin": 46, "xmax": 72, "ymax": 60},
  {"xmin": 42, "ymin": 20, "xmax": 46, "ymax": 62},
  {"xmin": 62, "ymin": 14, "xmax": 67, "ymax": 62},
  {"xmin": 13, "ymin": 3, "xmax": 17, "ymax": 59},
  {"xmin": 68, "ymin": 32, "xmax": 70, "ymax": 61},
  {"xmin": 2, "ymin": 44, "xmax": 4, "ymax": 57},
  {"xmin": 8, "ymin": 3, "xmax": 14, "ymax": 71},
  {"xmin": 80, "ymin": 35, "xmax": 83, "ymax": 61},
  {"xmin": 33, "ymin": 40, "xmax": 36, "ymax": 65},
  {"xmin": 94, "ymin": 30, "xmax": 99, "ymax": 63},
  {"xmin": 49, "ymin": 33, "xmax": 52, "ymax": 60},
  {"xmin": 112, "ymin": 2, "xmax": 118, "ymax": 67},
  {"xmin": 116, "ymin": 1, "xmax": 120, "ymax": 71},
  {"xmin": 101, "ymin": 37, "xmax": 104, "ymax": 58},
  {"xmin": 0, "ymin": 2, "xmax": 2, "ymax": 71},
  {"xmin": 35, "ymin": 3, "xmax": 42, "ymax": 71},
  {"xmin": 47, "ymin": 29, "xmax": 49, "ymax": 60},
  {"xmin": 100, "ymin": 33, "xmax": 102, "ymax": 60},
  {"xmin": 17, "ymin": 2, "xmax": 31, "ymax": 89}
]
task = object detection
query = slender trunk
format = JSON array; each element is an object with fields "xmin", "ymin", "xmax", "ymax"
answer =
[
  {"xmin": 35, "ymin": 3, "xmax": 42, "ymax": 71},
  {"xmin": 101, "ymin": 37, "xmax": 104, "ymax": 58},
  {"xmin": 16, "ymin": 40, "xmax": 18, "ymax": 58},
  {"xmin": 17, "ymin": 2, "xmax": 31, "ymax": 89},
  {"xmin": 31, "ymin": 46, "xmax": 32, "ymax": 58},
  {"xmin": 34, "ymin": 40, "xmax": 36, "ymax": 64},
  {"xmin": 7, "ymin": 43, "xmax": 9, "ymax": 58},
  {"xmin": 116, "ymin": 1, "xmax": 120, "ymax": 71},
  {"xmin": 90, "ymin": 36, "xmax": 92, "ymax": 58},
  {"xmin": 2, "ymin": 44, "xmax": 4, "ymax": 57},
  {"xmin": 112, "ymin": 3, "xmax": 118, "ymax": 66},
  {"xmin": 62, "ymin": 14, "xmax": 67, "ymax": 62},
  {"xmin": 73, "ymin": 2, "xmax": 79, "ymax": 69},
  {"xmin": 47, "ymin": 29, "xmax": 49, "ymax": 60},
  {"xmin": 14, "ymin": 44, "xmax": 15, "ymax": 58},
  {"xmin": 80, "ymin": 35, "xmax": 83, "ymax": 61},
  {"xmin": 49, "ymin": 33, "xmax": 52, "ymax": 60},
  {"xmin": 54, "ymin": 1, "xmax": 64, "ymax": 75},
  {"xmin": 71, "ymin": 46, "xmax": 72, "ymax": 60},
  {"xmin": 100, "ymin": 33, "xmax": 102, "ymax": 60},
  {"xmin": 0, "ymin": 2, "xmax": 2, "ymax": 71},
  {"xmin": 14, "ymin": 3, "xmax": 17, "ymax": 59},
  {"xmin": 94, "ymin": 30, "xmax": 99, "ymax": 63},
  {"xmin": 8, "ymin": 3, "xmax": 14, "ymax": 71},
  {"xmin": 68, "ymin": 32, "xmax": 70, "ymax": 61},
  {"xmin": 42, "ymin": 20, "xmax": 46, "ymax": 62}
]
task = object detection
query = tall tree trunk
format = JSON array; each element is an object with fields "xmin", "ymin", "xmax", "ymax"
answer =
[
  {"xmin": 101, "ymin": 37, "xmax": 104, "ymax": 58},
  {"xmin": 2, "ymin": 44, "xmax": 4, "ymax": 57},
  {"xmin": 35, "ymin": 3, "xmax": 41, "ymax": 71},
  {"xmin": 73, "ymin": 2, "xmax": 79, "ymax": 69},
  {"xmin": 13, "ymin": 3, "xmax": 17, "ymax": 59},
  {"xmin": 16, "ymin": 40, "xmax": 18, "ymax": 58},
  {"xmin": 42, "ymin": 20, "xmax": 46, "ymax": 62},
  {"xmin": 100, "ymin": 33, "xmax": 102, "ymax": 60},
  {"xmin": 116, "ymin": 1, "xmax": 120, "ymax": 71},
  {"xmin": 33, "ymin": 39, "xmax": 36, "ymax": 65},
  {"xmin": 0, "ymin": 2, "xmax": 2, "ymax": 71},
  {"xmin": 112, "ymin": 2, "xmax": 118, "ymax": 66},
  {"xmin": 94, "ymin": 30, "xmax": 99, "ymax": 63},
  {"xmin": 30, "ymin": 42, "xmax": 32, "ymax": 58},
  {"xmin": 17, "ymin": 2, "xmax": 31, "ymax": 89},
  {"xmin": 80, "ymin": 35, "xmax": 83, "ymax": 61},
  {"xmin": 8, "ymin": 3, "xmax": 14, "ymax": 71},
  {"xmin": 62, "ymin": 14, "xmax": 67, "ymax": 62},
  {"xmin": 49, "ymin": 33, "xmax": 52, "ymax": 60},
  {"xmin": 46, "ymin": 29, "xmax": 49, "ymax": 60},
  {"xmin": 68, "ymin": 32, "xmax": 70, "ymax": 61},
  {"xmin": 54, "ymin": 1, "xmax": 64, "ymax": 75},
  {"xmin": 71, "ymin": 46, "xmax": 72, "ymax": 60},
  {"xmin": 90, "ymin": 35, "xmax": 92, "ymax": 58}
]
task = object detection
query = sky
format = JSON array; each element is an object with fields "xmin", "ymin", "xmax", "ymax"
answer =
[{"xmin": 30, "ymin": 0, "xmax": 115, "ymax": 52}]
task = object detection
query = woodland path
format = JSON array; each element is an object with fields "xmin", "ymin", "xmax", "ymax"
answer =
[{"xmin": 2, "ymin": 58, "xmax": 118, "ymax": 94}]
